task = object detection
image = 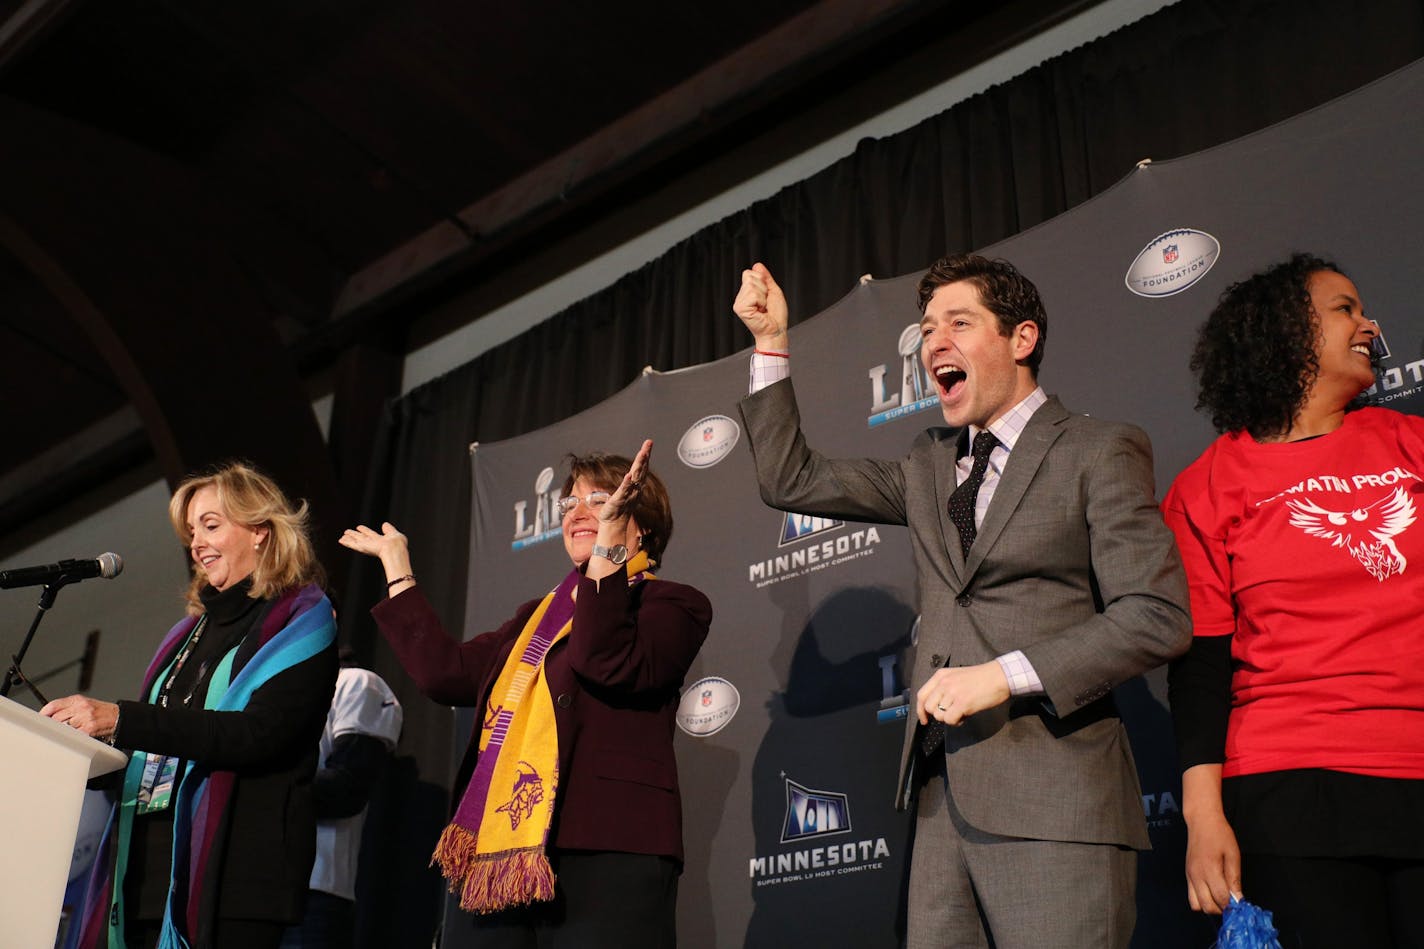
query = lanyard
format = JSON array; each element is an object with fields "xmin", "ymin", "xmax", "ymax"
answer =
[{"xmin": 155, "ymin": 614, "xmax": 210, "ymax": 709}]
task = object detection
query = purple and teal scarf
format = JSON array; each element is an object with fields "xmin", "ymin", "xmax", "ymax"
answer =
[{"xmin": 78, "ymin": 583, "xmax": 334, "ymax": 949}]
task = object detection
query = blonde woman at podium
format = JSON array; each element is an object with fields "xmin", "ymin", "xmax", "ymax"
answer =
[{"xmin": 41, "ymin": 463, "xmax": 338, "ymax": 949}]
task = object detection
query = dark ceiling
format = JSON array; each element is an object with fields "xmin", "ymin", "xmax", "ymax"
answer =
[{"xmin": 0, "ymin": 0, "xmax": 1092, "ymax": 530}]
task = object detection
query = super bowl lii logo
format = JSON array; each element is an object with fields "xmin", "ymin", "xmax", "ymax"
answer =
[
  {"xmin": 867, "ymin": 324, "xmax": 938, "ymax": 427},
  {"xmin": 512, "ymin": 466, "xmax": 563, "ymax": 551},
  {"xmin": 877, "ymin": 633, "xmax": 911, "ymax": 725}
]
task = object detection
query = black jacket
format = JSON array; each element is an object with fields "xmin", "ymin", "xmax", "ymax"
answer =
[{"xmin": 114, "ymin": 584, "xmax": 337, "ymax": 933}]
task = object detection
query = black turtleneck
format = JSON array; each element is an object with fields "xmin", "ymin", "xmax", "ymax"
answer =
[{"xmin": 157, "ymin": 578, "xmax": 268, "ymax": 711}]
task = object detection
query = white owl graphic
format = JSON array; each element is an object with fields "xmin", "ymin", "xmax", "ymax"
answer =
[{"xmin": 1286, "ymin": 487, "xmax": 1417, "ymax": 581}]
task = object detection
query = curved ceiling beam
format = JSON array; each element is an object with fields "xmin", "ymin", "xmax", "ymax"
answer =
[{"xmin": 0, "ymin": 96, "xmax": 344, "ymax": 573}]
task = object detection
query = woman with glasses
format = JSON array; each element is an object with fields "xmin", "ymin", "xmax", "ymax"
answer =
[
  {"xmin": 341, "ymin": 439, "xmax": 710, "ymax": 949},
  {"xmin": 1164, "ymin": 255, "xmax": 1424, "ymax": 947}
]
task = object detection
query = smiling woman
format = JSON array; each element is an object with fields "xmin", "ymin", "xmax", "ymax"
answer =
[
  {"xmin": 340, "ymin": 439, "xmax": 710, "ymax": 948},
  {"xmin": 40, "ymin": 462, "xmax": 337, "ymax": 949},
  {"xmin": 1164, "ymin": 255, "xmax": 1424, "ymax": 948},
  {"xmin": 556, "ymin": 447, "xmax": 674, "ymax": 571},
  {"xmin": 169, "ymin": 465, "xmax": 324, "ymax": 614},
  {"xmin": 184, "ymin": 485, "xmax": 263, "ymax": 592}
]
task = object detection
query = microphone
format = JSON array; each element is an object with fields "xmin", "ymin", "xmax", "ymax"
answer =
[{"xmin": 0, "ymin": 553, "xmax": 124, "ymax": 590}]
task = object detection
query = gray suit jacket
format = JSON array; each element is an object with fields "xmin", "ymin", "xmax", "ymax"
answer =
[{"xmin": 740, "ymin": 379, "xmax": 1190, "ymax": 850}]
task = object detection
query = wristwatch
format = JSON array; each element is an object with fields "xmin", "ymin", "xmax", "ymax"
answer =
[{"xmin": 591, "ymin": 543, "xmax": 629, "ymax": 565}]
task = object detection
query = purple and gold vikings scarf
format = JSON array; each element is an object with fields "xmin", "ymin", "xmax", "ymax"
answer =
[{"xmin": 433, "ymin": 550, "xmax": 652, "ymax": 912}]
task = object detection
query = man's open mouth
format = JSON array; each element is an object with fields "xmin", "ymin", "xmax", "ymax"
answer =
[{"xmin": 934, "ymin": 366, "xmax": 966, "ymax": 393}]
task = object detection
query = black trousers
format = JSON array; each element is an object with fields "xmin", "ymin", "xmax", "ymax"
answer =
[
  {"xmin": 446, "ymin": 851, "xmax": 679, "ymax": 949},
  {"xmin": 278, "ymin": 890, "xmax": 354, "ymax": 949},
  {"xmin": 1243, "ymin": 852, "xmax": 1424, "ymax": 949}
]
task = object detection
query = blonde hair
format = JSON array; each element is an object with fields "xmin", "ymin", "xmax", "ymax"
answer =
[{"xmin": 168, "ymin": 462, "xmax": 325, "ymax": 615}]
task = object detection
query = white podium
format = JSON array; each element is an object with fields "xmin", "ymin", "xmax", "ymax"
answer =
[{"xmin": 0, "ymin": 695, "xmax": 128, "ymax": 949}]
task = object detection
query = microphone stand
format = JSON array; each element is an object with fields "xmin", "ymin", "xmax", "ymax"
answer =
[{"xmin": 0, "ymin": 582, "xmax": 63, "ymax": 701}]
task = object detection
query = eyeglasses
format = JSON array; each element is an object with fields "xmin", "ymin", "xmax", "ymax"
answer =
[{"xmin": 557, "ymin": 491, "xmax": 611, "ymax": 517}]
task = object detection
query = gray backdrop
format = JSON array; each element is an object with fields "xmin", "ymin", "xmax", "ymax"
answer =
[{"xmin": 450, "ymin": 59, "xmax": 1424, "ymax": 948}]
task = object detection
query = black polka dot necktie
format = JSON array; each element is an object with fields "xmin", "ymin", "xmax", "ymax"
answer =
[
  {"xmin": 922, "ymin": 430, "xmax": 1000, "ymax": 757},
  {"xmin": 947, "ymin": 430, "xmax": 999, "ymax": 558}
]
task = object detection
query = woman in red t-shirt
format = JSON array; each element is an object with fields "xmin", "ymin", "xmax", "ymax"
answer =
[{"xmin": 1164, "ymin": 254, "xmax": 1424, "ymax": 948}]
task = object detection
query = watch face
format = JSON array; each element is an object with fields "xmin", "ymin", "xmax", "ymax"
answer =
[{"xmin": 595, "ymin": 544, "xmax": 628, "ymax": 564}]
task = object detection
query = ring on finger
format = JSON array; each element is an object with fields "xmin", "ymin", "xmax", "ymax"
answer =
[{"xmin": 936, "ymin": 702, "xmax": 947, "ymax": 712}]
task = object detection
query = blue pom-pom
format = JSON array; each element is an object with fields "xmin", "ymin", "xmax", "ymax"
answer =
[{"xmin": 1213, "ymin": 894, "xmax": 1282, "ymax": 949}]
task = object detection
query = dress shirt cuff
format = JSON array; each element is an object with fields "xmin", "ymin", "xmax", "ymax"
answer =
[
  {"xmin": 749, "ymin": 351, "xmax": 790, "ymax": 394},
  {"xmin": 997, "ymin": 650, "xmax": 1044, "ymax": 697}
]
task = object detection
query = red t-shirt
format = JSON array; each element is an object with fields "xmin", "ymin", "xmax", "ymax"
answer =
[{"xmin": 1164, "ymin": 407, "xmax": 1424, "ymax": 779}]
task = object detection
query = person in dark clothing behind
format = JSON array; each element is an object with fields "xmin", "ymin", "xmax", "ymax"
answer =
[
  {"xmin": 281, "ymin": 645, "xmax": 402, "ymax": 949},
  {"xmin": 43, "ymin": 462, "xmax": 338, "ymax": 949}
]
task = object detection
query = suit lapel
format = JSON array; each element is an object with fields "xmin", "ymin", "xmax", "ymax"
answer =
[
  {"xmin": 962, "ymin": 397, "xmax": 1069, "ymax": 579},
  {"xmin": 933, "ymin": 427, "xmax": 969, "ymax": 582}
]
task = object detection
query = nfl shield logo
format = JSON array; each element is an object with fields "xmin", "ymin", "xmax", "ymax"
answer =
[
  {"xmin": 701, "ymin": 689, "xmax": 713, "ymax": 707},
  {"xmin": 1162, "ymin": 244, "xmax": 1179, "ymax": 264},
  {"xmin": 702, "ymin": 426, "xmax": 715, "ymax": 442}
]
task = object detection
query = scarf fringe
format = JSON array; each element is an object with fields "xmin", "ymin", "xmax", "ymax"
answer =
[{"xmin": 432, "ymin": 823, "xmax": 557, "ymax": 914}]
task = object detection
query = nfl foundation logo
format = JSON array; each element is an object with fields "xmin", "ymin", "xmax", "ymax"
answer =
[
  {"xmin": 676, "ymin": 676, "xmax": 740, "ymax": 736},
  {"xmin": 1124, "ymin": 227, "xmax": 1220, "ymax": 297},
  {"xmin": 676, "ymin": 414, "xmax": 740, "ymax": 469}
]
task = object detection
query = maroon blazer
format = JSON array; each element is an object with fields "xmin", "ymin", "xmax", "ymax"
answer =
[{"xmin": 371, "ymin": 565, "xmax": 711, "ymax": 862}]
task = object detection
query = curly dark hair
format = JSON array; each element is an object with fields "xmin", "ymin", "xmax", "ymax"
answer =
[
  {"xmin": 1191, "ymin": 254, "xmax": 1351, "ymax": 439},
  {"xmin": 562, "ymin": 452, "xmax": 673, "ymax": 565},
  {"xmin": 916, "ymin": 254, "xmax": 1047, "ymax": 374}
]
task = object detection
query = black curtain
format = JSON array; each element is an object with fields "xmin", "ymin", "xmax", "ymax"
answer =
[{"xmin": 348, "ymin": 1, "xmax": 1424, "ymax": 944}]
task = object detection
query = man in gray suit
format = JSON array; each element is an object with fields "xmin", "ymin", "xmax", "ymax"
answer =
[{"xmin": 733, "ymin": 256, "xmax": 1191, "ymax": 948}]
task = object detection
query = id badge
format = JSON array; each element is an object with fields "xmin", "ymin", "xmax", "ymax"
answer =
[{"xmin": 135, "ymin": 753, "xmax": 179, "ymax": 814}]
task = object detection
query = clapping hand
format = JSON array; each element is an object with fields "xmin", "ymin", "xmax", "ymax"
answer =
[
  {"xmin": 339, "ymin": 522, "xmax": 416, "ymax": 595},
  {"xmin": 598, "ymin": 439, "xmax": 652, "ymax": 526}
]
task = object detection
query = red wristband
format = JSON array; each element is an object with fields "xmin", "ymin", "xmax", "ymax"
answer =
[{"xmin": 755, "ymin": 348, "xmax": 790, "ymax": 358}]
